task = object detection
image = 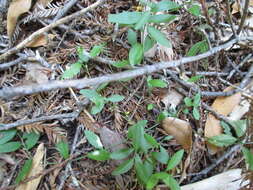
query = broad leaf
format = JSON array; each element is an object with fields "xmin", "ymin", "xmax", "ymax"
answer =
[
  {"xmin": 62, "ymin": 62, "xmax": 83, "ymax": 79},
  {"xmin": 146, "ymin": 172, "xmax": 169, "ymax": 190},
  {"xmin": 110, "ymin": 148, "xmax": 134, "ymax": 160},
  {"xmin": 106, "ymin": 95, "xmax": 125, "ymax": 103},
  {"xmin": 113, "ymin": 60, "xmax": 130, "ymax": 68},
  {"xmin": 152, "ymin": 0, "xmax": 181, "ymax": 12},
  {"xmin": 163, "ymin": 175, "xmax": 180, "ymax": 190},
  {"xmin": 90, "ymin": 44, "xmax": 105, "ymax": 58},
  {"xmin": 0, "ymin": 141, "xmax": 21, "ymax": 153},
  {"xmin": 134, "ymin": 11, "xmax": 150, "ymax": 30},
  {"xmin": 56, "ymin": 141, "xmax": 69, "ymax": 159},
  {"xmin": 193, "ymin": 93, "xmax": 201, "ymax": 107},
  {"xmin": 15, "ymin": 159, "xmax": 33, "ymax": 184},
  {"xmin": 242, "ymin": 147, "xmax": 253, "ymax": 171},
  {"xmin": 84, "ymin": 130, "xmax": 103, "ymax": 149},
  {"xmin": 187, "ymin": 40, "xmax": 209, "ymax": 56},
  {"xmin": 148, "ymin": 26, "xmax": 171, "ymax": 48},
  {"xmin": 149, "ymin": 14, "xmax": 176, "ymax": 23},
  {"xmin": 148, "ymin": 79, "xmax": 167, "ymax": 88},
  {"xmin": 193, "ymin": 107, "xmax": 200, "ymax": 120},
  {"xmin": 112, "ymin": 158, "xmax": 134, "ymax": 175},
  {"xmin": 87, "ymin": 149, "xmax": 110, "ymax": 161},
  {"xmin": 129, "ymin": 43, "xmax": 143, "ymax": 65},
  {"xmin": 152, "ymin": 146, "xmax": 169, "ymax": 164},
  {"xmin": 108, "ymin": 12, "xmax": 142, "ymax": 24},
  {"xmin": 23, "ymin": 132, "xmax": 40, "ymax": 150},
  {"xmin": 0, "ymin": 129, "xmax": 17, "ymax": 145},
  {"xmin": 208, "ymin": 134, "xmax": 237, "ymax": 147},
  {"xmin": 184, "ymin": 97, "xmax": 193, "ymax": 107},
  {"xmin": 166, "ymin": 149, "xmax": 184, "ymax": 170},
  {"xmin": 188, "ymin": 5, "xmax": 201, "ymax": 17},
  {"xmin": 135, "ymin": 155, "xmax": 150, "ymax": 184},
  {"xmin": 127, "ymin": 29, "xmax": 137, "ymax": 46},
  {"xmin": 144, "ymin": 36, "xmax": 155, "ymax": 52}
]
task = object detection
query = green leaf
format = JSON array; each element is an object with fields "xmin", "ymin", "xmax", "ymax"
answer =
[
  {"xmin": 87, "ymin": 149, "xmax": 110, "ymax": 161},
  {"xmin": 135, "ymin": 155, "xmax": 150, "ymax": 184},
  {"xmin": 80, "ymin": 89, "xmax": 104, "ymax": 102},
  {"xmin": 0, "ymin": 129, "xmax": 17, "ymax": 145},
  {"xmin": 112, "ymin": 60, "xmax": 130, "ymax": 68},
  {"xmin": 23, "ymin": 132, "xmax": 40, "ymax": 150},
  {"xmin": 187, "ymin": 40, "xmax": 209, "ymax": 56},
  {"xmin": 127, "ymin": 29, "xmax": 137, "ymax": 46},
  {"xmin": 134, "ymin": 11, "xmax": 150, "ymax": 30},
  {"xmin": 188, "ymin": 5, "xmax": 201, "ymax": 17},
  {"xmin": 90, "ymin": 44, "xmax": 105, "ymax": 58},
  {"xmin": 184, "ymin": 97, "xmax": 193, "ymax": 107},
  {"xmin": 106, "ymin": 94, "xmax": 125, "ymax": 102},
  {"xmin": 91, "ymin": 101, "xmax": 105, "ymax": 115},
  {"xmin": 148, "ymin": 79, "xmax": 167, "ymax": 88},
  {"xmin": 144, "ymin": 134, "xmax": 159, "ymax": 148},
  {"xmin": 149, "ymin": 14, "xmax": 176, "ymax": 23},
  {"xmin": 147, "ymin": 104, "xmax": 154, "ymax": 111},
  {"xmin": 62, "ymin": 62, "xmax": 83, "ymax": 79},
  {"xmin": 221, "ymin": 121, "xmax": 232, "ymax": 136},
  {"xmin": 84, "ymin": 130, "xmax": 103, "ymax": 149},
  {"xmin": 108, "ymin": 12, "xmax": 143, "ymax": 24},
  {"xmin": 156, "ymin": 111, "xmax": 169, "ymax": 123},
  {"xmin": 56, "ymin": 141, "xmax": 69, "ymax": 159},
  {"xmin": 0, "ymin": 141, "xmax": 21, "ymax": 153},
  {"xmin": 110, "ymin": 148, "xmax": 134, "ymax": 160},
  {"xmin": 96, "ymin": 82, "xmax": 109, "ymax": 92},
  {"xmin": 152, "ymin": 146, "xmax": 169, "ymax": 164},
  {"xmin": 112, "ymin": 158, "xmax": 134, "ymax": 175},
  {"xmin": 146, "ymin": 172, "xmax": 169, "ymax": 190},
  {"xmin": 166, "ymin": 149, "xmax": 184, "ymax": 170},
  {"xmin": 15, "ymin": 159, "xmax": 33, "ymax": 184},
  {"xmin": 208, "ymin": 134, "xmax": 237, "ymax": 147},
  {"xmin": 193, "ymin": 107, "xmax": 200, "ymax": 120},
  {"xmin": 193, "ymin": 93, "xmax": 201, "ymax": 106},
  {"xmin": 144, "ymin": 36, "xmax": 155, "ymax": 52},
  {"xmin": 187, "ymin": 75, "xmax": 203, "ymax": 83},
  {"xmin": 77, "ymin": 46, "xmax": 89, "ymax": 62},
  {"xmin": 148, "ymin": 26, "xmax": 171, "ymax": 48},
  {"xmin": 242, "ymin": 147, "xmax": 253, "ymax": 171},
  {"xmin": 152, "ymin": 0, "xmax": 181, "ymax": 12},
  {"xmin": 163, "ymin": 175, "xmax": 180, "ymax": 190},
  {"xmin": 129, "ymin": 43, "xmax": 143, "ymax": 65},
  {"xmin": 229, "ymin": 120, "xmax": 247, "ymax": 138}
]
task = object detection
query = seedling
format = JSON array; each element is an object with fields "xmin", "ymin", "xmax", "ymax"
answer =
[{"xmin": 183, "ymin": 93, "xmax": 201, "ymax": 120}]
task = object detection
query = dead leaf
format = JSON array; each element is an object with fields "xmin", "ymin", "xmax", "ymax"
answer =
[
  {"xmin": 162, "ymin": 117, "xmax": 192, "ymax": 152},
  {"xmin": 158, "ymin": 44, "xmax": 174, "ymax": 61},
  {"xmin": 181, "ymin": 169, "xmax": 249, "ymax": 190},
  {"xmin": 7, "ymin": 0, "xmax": 32, "ymax": 37},
  {"xmin": 25, "ymin": 63, "xmax": 50, "ymax": 84},
  {"xmin": 144, "ymin": 44, "xmax": 157, "ymax": 58},
  {"xmin": 26, "ymin": 34, "xmax": 48, "ymax": 48},
  {"xmin": 205, "ymin": 86, "xmax": 241, "ymax": 154},
  {"xmin": 99, "ymin": 127, "xmax": 127, "ymax": 165},
  {"xmin": 16, "ymin": 143, "xmax": 45, "ymax": 190},
  {"xmin": 161, "ymin": 89, "xmax": 183, "ymax": 109}
]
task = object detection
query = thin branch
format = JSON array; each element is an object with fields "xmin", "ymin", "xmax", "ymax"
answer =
[
  {"xmin": 0, "ymin": 0, "xmax": 104, "ymax": 61},
  {"xmin": 237, "ymin": 0, "xmax": 250, "ymax": 34},
  {"xmin": 52, "ymin": 0, "xmax": 78, "ymax": 22},
  {"xmin": 0, "ymin": 36, "xmax": 252, "ymax": 99},
  {"xmin": 0, "ymin": 56, "xmax": 27, "ymax": 71},
  {"xmin": 0, "ymin": 112, "xmax": 79, "ymax": 131}
]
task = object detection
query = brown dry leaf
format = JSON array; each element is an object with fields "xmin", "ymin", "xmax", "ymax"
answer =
[
  {"xmin": 26, "ymin": 34, "xmax": 48, "ymax": 48},
  {"xmin": 25, "ymin": 63, "xmax": 50, "ymax": 84},
  {"xmin": 99, "ymin": 127, "xmax": 127, "ymax": 165},
  {"xmin": 78, "ymin": 109, "xmax": 99, "ymax": 133},
  {"xmin": 16, "ymin": 143, "xmax": 45, "ymax": 190},
  {"xmin": 205, "ymin": 86, "xmax": 241, "ymax": 154},
  {"xmin": 7, "ymin": 0, "xmax": 32, "ymax": 37},
  {"xmin": 158, "ymin": 44, "xmax": 174, "ymax": 61},
  {"xmin": 162, "ymin": 117, "xmax": 192, "ymax": 152},
  {"xmin": 161, "ymin": 89, "xmax": 183, "ymax": 109}
]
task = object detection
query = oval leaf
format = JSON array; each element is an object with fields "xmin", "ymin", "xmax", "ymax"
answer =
[
  {"xmin": 110, "ymin": 148, "xmax": 134, "ymax": 160},
  {"xmin": 85, "ymin": 130, "xmax": 103, "ymax": 149},
  {"xmin": 87, "ymin": 149, "xmax": 110, "ymax": 161},
  {"xmin": 129, "ymin": 43, "xmax": 143, "ymax": 65},
  {"xmin": 112, "ymin": 158, "xmax": 134, "ymax": 175},
  {"xmin": 148, "ymin": 26, "xmax": 171, "ymax": 48},
  {"xmin": 0, "ymin": 129, "xmax": 17, "ymax": 145},
  {"xmin": 0, "ymin": 141, "xmax": 21, "ymax": 153},
  {"xmin": 166, "ymin": 149, "xmax": 184, "ymax": 170}
]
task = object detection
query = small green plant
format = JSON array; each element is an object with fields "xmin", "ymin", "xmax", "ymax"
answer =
[
  {"xmin": 85, "ymin": 120, "xmax": 184, "ymax": 190},
  {"xmin": 208, "ymin": 119, "xmax": 253, "ymax": 172},
  {"xmin": 183, "ymin": 93, "xmax": 201, "ymax": 120},
  {"xmin": 56, "ymin": 140, "xmax": 70, "ymax": 159},
  {"xmin": 80, "ymin": 89, "xmax": 125, "ymax": 114},
  {"xmin": 147, "ymin": 76, "xmax": 168, "ymax": 91},
  {"xmin": 0, "ymin": 129, "xmax": 40, "ymax": 153},
  {"xmin": 62, "ymin": 44, "xmax": 105, "ymax": 79}
]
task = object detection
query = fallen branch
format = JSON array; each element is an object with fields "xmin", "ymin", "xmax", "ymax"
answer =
[
  {"xmin": 0, "ymin": 0, "xmax": 104, "ymax": 61},
  {"xmin": 0, "ymin": 112, "xmax": 78, "ymax": 131},
  {"xmin": 0, "ymin": 36, "xmax": 252, "ymax": 99}
]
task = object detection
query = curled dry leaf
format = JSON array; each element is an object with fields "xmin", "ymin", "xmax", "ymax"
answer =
[
  {"xmin": 162, "ymin": 117, "xmax": 192, "ymax": 152},
  {"xmin": 99, "ymin": 127, "xmax": 127, "ymax": 165},
  {"xmin": 161, "ymin": 89, "xmax": 183, "ymax": 109},
  {"xmin": 205, "ymin": 86, "xmax": 241, "ymax": 154},
  {"xmin": 26, "ymin": 34, "xmax": 48, "ymax": 48},
  {"xmin": 16, "ymin": 143, "xmax": 45, "ymax": 190},
  {"xmin": 24, "ymin": 63, "xmax": 50, "ymax": 84},
  {"xmin": 7, "ymin": 0, "xmax": 32, "ymax": 37},
  {"xmin": 181, "ymin": 169, "xmax": 249, "ymax": 190}
]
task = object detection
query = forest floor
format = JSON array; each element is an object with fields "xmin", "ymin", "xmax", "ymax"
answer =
[{"xmin": 0, "ymin": 0, "xmax": 253, "ymax": 189}]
